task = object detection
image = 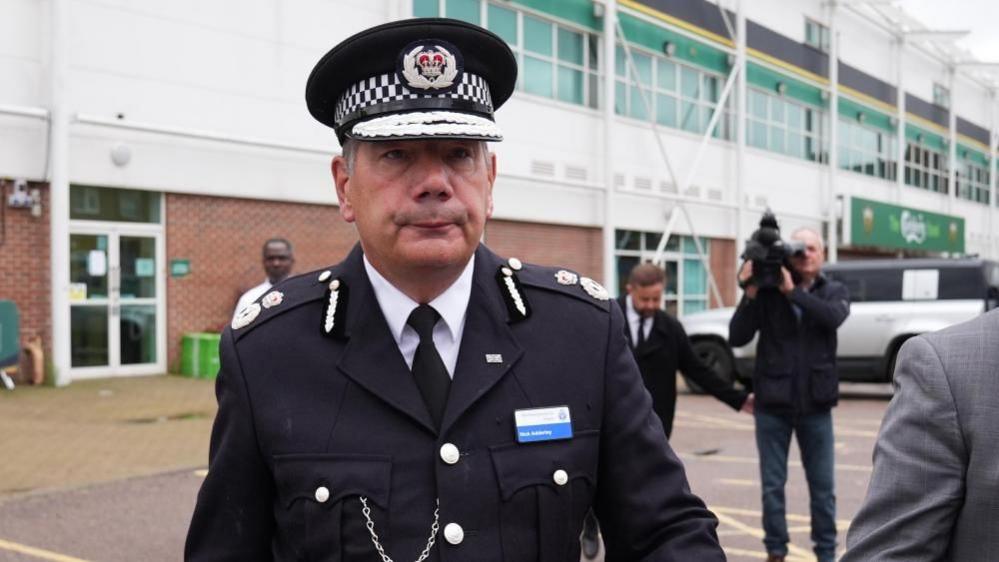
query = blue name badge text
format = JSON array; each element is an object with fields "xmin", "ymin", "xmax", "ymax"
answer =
[{"xmin": 515, "ymin": 406, "xmax": 573, "ymax": 443}]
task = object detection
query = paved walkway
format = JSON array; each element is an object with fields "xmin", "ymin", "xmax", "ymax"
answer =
[{"xmin": 0, "ymin": 375, "xmax": 217, "ymax": 501}]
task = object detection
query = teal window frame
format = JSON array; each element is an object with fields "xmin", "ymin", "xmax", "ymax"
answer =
[
  {"xmin": 747, "ymin": 86, "xmax": 826, "ymax": 162},
  {"xmin": 804, "ymin": 18, "xmax": 830, "ymax": 53},
  {"xmin": 956, "ymin": 157, "xmax": 990, "ymax": 204},
  {"xmin": 615, "ymin": 42, "xmax": 732, "ymax": 139},
  {"xmin": 837, "ymin": 117, "xmax": 898, "ymax": 181},
  {"xmin": 614, "ymin": 229, "xmax": 710, "ymax": 317},
  {"xmin": 904, "ymin": 140, "xmax": 950, "ymax": 194}
]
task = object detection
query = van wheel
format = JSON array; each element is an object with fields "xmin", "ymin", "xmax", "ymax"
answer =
[{"xmin": 685, "ymin": 340, "xmax": 735, "ymax": 394}]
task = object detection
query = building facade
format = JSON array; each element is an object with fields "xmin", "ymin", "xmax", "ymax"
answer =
[{"xmin": 0, "ymin": 0, "xmax": 995, "ymax": 383}]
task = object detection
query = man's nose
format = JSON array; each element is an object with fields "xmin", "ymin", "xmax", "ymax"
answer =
[{"xmin": 411, "ymin": 154, "xmax": 454, "ymax": 200}]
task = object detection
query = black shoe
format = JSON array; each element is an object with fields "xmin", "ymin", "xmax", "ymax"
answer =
[{"xmin": 581, "ymin": 533, "xmax": 599, "ymax": 559}]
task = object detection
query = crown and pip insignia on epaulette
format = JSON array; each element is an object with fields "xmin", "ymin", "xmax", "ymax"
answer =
[
  {"xmin": 496, "ymin": 257, "xmax": 530, "ymax": 322},
  {"xmin": 555, "ymin": 270, "xmax": 578, "ymax": 286},
  {"xmin": 261, "ymin": 291, "xmax": 284, "ymax": 309},
  {"xmin": 321, "ymin": 274, "xmax": 349, "ymax": 339},
  {"xmin": 579, "ymin": 276, "xmax": 610, "ymax": 301}
]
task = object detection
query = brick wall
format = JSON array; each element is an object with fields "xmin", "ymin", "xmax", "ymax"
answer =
[
  {"xmin": 709, "ymin": 238, "xmax": 737, "ymax": 307},
  {"xmin": 0, "ymin": 181, "xmax": 50, "ymax": 377},
  {"xmin": 484, "ymin": 219, "xmax": 603, "ymax": 279},
  {"xmin": 165, "ymin": 193, "xmax": 358, "ymax": 370}
]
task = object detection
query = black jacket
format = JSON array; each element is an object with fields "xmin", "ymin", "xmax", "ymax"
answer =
[
  {"xmin": 186, "ymin": 245, "xmax": 725, "ymax": 561},
  {"xmin": 617, "ymin": 298, "xmax": 748, "ymax": 438},
  {"xmin": 728, "ymin": 274, "xmax": 850, "ymax": 415}
]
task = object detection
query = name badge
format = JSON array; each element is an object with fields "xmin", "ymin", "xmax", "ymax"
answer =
[{"xmin": 514, "ymin": 406, "xmax": 573, "ymax": 443}]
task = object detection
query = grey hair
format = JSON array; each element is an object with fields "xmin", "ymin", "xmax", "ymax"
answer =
[{"xmin": 790, "ymin": 227, "xmax": 825, "ymax": 251}]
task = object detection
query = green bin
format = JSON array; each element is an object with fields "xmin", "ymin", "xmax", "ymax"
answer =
[{"xmin": 180, "ymin": 332, "xmax": 221, "ymax": 378}]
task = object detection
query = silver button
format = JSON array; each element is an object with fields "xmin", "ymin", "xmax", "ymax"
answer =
[
  {"xmin": 443, "ymin": 522, "xmax": 464, "ymax": 545},
  {"xmin": 318, "ymin": 270, "xmax": 331, "ymax": 282},
  {"xmin": 314, "ymin": 486, "xmax": 330, "ymax": 503},
  {"xmin": 508, "ymin": 257, "xmax": 523, "ymax": 271},
  {"xmin": 440, "ymin": 443, "xmax": 460, "ymax": 465},
  {"xmin": 553, "ymin": 469, "xmax": 568, "ymax": 486}
]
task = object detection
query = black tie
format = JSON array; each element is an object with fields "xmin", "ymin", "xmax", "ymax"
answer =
[
  {"xmin": 407, "ymin": 304, "xmax": 451, "ymax": 428},
  {"xmin": 636, "ymin": 316, "xmax": 647, "ymax": 349}
]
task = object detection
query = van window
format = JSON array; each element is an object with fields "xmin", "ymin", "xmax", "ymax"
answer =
[
  {"xmin": 827, "ymin": 268, "xmax": 901, "ymax": 302},
  {"xmin": 938, "ymin": 267, "xmax": 985, "ymax": 299}
]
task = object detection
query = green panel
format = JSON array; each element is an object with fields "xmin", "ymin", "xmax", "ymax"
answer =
[
  {"xmin": 747, "ymin": 63, "xmax": 824, "ymax": 107},
  {"xmin": 0, "ymin": 300, "xmax": 19, "ymax": 366},
  {"xmin": 413, "ymin": 0, "xmax": 439, "ymax": 17},
  {"xmin": 838, "ymin": 97, "xmax": 894, "ymax": 133},
  {"xmin": 508, "ymin": 0, "xmax": 599, "ymax": 31},
  {"xmin": 905, "ymin": 124, "xmax": 946, "ymax": 152},
  {"xmin": 851, "ymin": 196, "xmax": 964, "ymax": 253},
  {"xmin": 446, "ymin": 0, "xmax": 480, "ymax": 24},
  {"xmin": 180, "ymin": 332, "xmax": 221, "ymax": 378},
  {"xmin": 958, "ymin": 144, "xmax": 990, "ymax": 168},
  {"xmin": 618, "ymin": 13, "xmax": 729, "ymax": 73}
]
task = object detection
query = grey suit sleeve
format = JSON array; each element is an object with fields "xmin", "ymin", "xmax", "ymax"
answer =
[{"xmin": 841, "ymin": 336, "xmax": 967, "ymax": 562}]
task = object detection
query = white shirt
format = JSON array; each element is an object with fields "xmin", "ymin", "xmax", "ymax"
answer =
[
  {"xmin": 233, "ymin": 280, "xmax": 271, "ymax": 320},
  {"xmin": 363, "ymin": 256, "xmax": 473, "ymax": 378},
  {"xmin": 625, "ymin": 295, "xmax": 653, "ymax": 346}
]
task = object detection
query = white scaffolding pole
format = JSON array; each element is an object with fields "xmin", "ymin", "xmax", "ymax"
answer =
[
  {"xmin": 601, "ymin": 0, "xmax": 618, "ymax": 290},
  {"xmin": 827, "ymin": 2, "xmax": 840, "ymax": 262},
  {"xmin": 612, "ymin": 17, "xmax": 726, "ymax": 308},
  {"xmin": 948, "ymin": 66, "xmax": 957, "ymax": 212},
  {"xmin": 895, "ymin": 35, "xmax": 906, "ymax": 204},
  {"xmin": 735, "ymin": 0, "xmax": 747, "ymax": 291},
  {"xmin": 49, "ymin": 0, "xmax": 71, "ymax": 386},
  {"xmin": 990, "ymin": 92, "xmax": 998, "ymax": 259}
]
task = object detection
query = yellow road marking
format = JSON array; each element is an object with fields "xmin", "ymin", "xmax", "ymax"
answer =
[
  {"xmin": 712, "ymin": 510, "xmax": 815, "ymax": 561},
  {"xmin": 193, "ymin": 469, "xmax": 208, "ymax": 477},
  {"xmin": 719, "ymin": 478, "xmax": 757, "ymax": 487},
  {"xmin": 680, "ymin": 453, "xmax": 872, "ymax": 473},
  {"xmin": 675, "ymin": 415, "xmax": 879, "ymax": 438},
  {"xmin": 722, "ymin": 546, "xmax": 771, "ymax": 558},
  {"xmin": 0, "ymin": 539, "xmax": 91, "ymax": 562},
  {"xmin": 713, "ymin": 506, "xmax": 852, "ymax": 528}
]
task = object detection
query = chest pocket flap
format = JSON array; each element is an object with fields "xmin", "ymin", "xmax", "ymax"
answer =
[
  {"xmin": 489, "ymin": 429, "xmax": 598, "ymax": 500},
  {"xmin": 272, "ymin": 453, "xmax": 392, "ymax": 509}
]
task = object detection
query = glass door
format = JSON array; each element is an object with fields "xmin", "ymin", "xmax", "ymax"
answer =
[{"xmin": 69, "ymin": 227, "xmax": 164, "ymax": 378}]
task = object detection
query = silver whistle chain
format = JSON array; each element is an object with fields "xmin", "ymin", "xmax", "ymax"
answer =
[{"xmin": 360, "ymin": 496, "xmax": 440, "ymax": 562}]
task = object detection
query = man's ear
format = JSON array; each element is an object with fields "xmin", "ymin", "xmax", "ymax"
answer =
[
  {"xmin": 485, "ymin": 151, "xmax": 497, "ymax": 218},
  {"xmin": 332, "ymin": 156, "xmax": 356, "ymax": 223}
]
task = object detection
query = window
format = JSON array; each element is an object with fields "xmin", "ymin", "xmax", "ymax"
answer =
[
  {"xmin": 70, "ymin": 186, "xmax": 161, "ymax": 223},
  {"xmin": 805, "ymin": 19, "xmax": 830, "ymax": 53},
  {"xmin": 932, "ymin": 83, "xmax": 951, "ymax": 109},
  {"xmin": 956, "ymin": 155, "xmax": 990, "ymax": 205},
  {"xmin": 904, "ymin": 139, "xmax": 949, "ymax": 194},
  {"xmin": 615, "ymin": 44, "xmax": 732, "ymax": 139},
  {"xmin": 614, "ymin": 230, "xmax": 711, "ymax": 316},
  {"xmin": 747, "ymin": 87, "xmax": 826, "ymax": 162},
  {"xmin": 838, "ymin": 118, "xmax": 897, "ymax": 181}
]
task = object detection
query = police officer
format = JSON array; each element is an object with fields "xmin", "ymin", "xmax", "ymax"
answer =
[{"xmin": 185, "ymin": 18, "xmax": 725, "ymax": 561}]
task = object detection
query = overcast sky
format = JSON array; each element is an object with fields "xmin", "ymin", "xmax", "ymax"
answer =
[{"xmin": 901, "ymin": 0, "xmax": 999, "ymax": 61}]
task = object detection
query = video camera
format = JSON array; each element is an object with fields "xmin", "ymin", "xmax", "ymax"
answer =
[{"xmin": 742, "ymin": 211, "xmax": 805, "ymax": 290}]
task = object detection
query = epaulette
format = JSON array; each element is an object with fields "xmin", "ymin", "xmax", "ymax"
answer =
[
  {"xmin": 504, "ymin": 257, "xmax": 611, "ymax": 313},
  {"xmin": 231, "ymin": 266, "xmax": 349, "ymax": 341}
]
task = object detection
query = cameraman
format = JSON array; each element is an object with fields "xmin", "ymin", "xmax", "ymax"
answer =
[{"xmin": 729, "ymin": 227, "xmax": 849, "ymax": 562}]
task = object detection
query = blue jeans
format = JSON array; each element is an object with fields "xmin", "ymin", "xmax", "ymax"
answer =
[{"xmin": 755, "ymin": 410, "xmax": 836, "ymax": 562}]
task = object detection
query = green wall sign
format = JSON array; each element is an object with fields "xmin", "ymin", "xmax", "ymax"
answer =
[
  {"xmin": 170, "ymin": 259, "xmax": 191, "ymax": 277},
  {"xmin": 850, "ymin": 197, "xmax": 964, "ymax": 253}
]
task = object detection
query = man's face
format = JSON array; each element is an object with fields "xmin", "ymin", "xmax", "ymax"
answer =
[
  {"xmin": 627, "ymin": 282, "xmax": 664, "ymax": 319},
  {"xmin": 263, "ymin": 242, "xmax": 294, "ymax": 283},
  {"xmin": 790, "ymin": 230, "xmax": 824, "ymax": 278},
  {"xmin": 332, "ymin": 139, "xmax": 496, "ymax": 273}
]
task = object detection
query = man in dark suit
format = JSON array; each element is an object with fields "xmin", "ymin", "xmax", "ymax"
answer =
[
  {"xmin": 581, "ymin": 263, "xmax": 752, "ymax": 558},
  {"xmin": 621, "ymin": 263, "xmax": 752, "ymax": 438},
  {"xmin": 185, "ymin": 18, "xmax": 725, "ymax": 561}
]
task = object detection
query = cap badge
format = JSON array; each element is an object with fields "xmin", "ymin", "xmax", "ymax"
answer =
[
  {"xmin": 399, "ymin": 41, "xmax": 462, "ymax": 91},
  {"xmin": 261, "ymin": 291, "xmax": 284, "ymax": 309},
  {"xmin": 555, "ymin": 270, "xmax": 578, "ymax": 286},
  {"xmin": 232, "ymin": 303, "xmax": 261, "ymax": 330},
  {"xmin": 579, "ymin": 277, "xmax": 610, "ymax": 301}
]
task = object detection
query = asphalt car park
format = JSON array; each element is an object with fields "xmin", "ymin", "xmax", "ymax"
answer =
[{"xmin": 0, "ymin": 378, "xmax": 890, "ymax": 562}]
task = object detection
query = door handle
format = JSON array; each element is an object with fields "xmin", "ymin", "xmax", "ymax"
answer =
[{"xmin": 874, "ymin": 314, "xmax": 892, "ymax": 322}]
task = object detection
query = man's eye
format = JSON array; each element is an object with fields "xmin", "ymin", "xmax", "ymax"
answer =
[
  {"xmin": 450, "ymin": 147, "xmax": 473, "ymax": 159},
  {"xmin": 382, "ymin": 149, "xmax": 406, "ymax": 160}
]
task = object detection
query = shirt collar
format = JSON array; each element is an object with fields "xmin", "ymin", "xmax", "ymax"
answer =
[
  {"xmin": 625, "ymin": 295, "xmax": 639, "ymax": 324},
  {"xmin": 363, "ymin": 255, "xmax": 474, "ymax": 345}
]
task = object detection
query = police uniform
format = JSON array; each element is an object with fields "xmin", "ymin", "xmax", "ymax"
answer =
[{"xmin": 185, "ymin": 18, "xmax": 724, "ymax": 562}]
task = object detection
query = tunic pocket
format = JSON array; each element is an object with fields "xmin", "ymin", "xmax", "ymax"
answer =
[
  {"xmin": 272, "ymin": 453, "xmax": 391, "ymax": 562},
  {"xmin": 489, "ymin": 430, "xmax": 598, "ymax": 562}
]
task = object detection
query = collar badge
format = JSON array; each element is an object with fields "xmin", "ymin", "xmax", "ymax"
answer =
[
  {"xmin": 555, "ymin": 270, "xmax": 578, "ymax": 286},
  {"xmin": 579, "ymin": 277, "xmax": 610, "ymax": 301},
  {"xmin": 232, "ymin": 303, "xmax": 261, "ymax": 330},
  {"xmin": 261, "ymin": 291, "xmax": 284, "ymax": 309}
]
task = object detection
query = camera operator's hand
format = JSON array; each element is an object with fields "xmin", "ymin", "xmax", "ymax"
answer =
[
  {"xmin": 738, "ymin": 261, "xmax": 758, "ymax": 300},
  {"xmin": 779, "ymin": 267, "xmax": 795, "ymax": 295}
]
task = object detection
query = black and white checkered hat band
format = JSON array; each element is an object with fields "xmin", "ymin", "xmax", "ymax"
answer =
[{"xmin": 334, "ymin": 71, "xmax": 494, "ymax": 129}]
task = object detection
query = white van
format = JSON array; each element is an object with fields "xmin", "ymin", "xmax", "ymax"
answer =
[{"xmin": 681, "ymin": 258, "xmax": 999, "ymax": 387}]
